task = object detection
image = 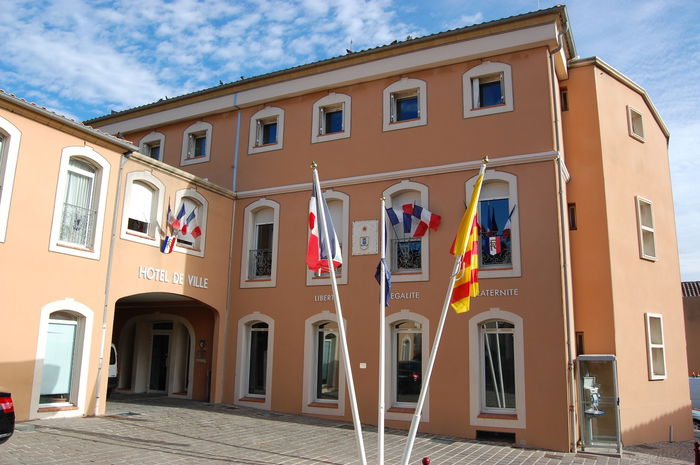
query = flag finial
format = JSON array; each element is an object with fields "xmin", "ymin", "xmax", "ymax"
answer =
[
  {"xmin": 310, "ymin": 161, "xmax": 318, "ymax": 170},
  {"xmin": 380, "ymin": 196, "xmax": 385, "ymax": 201},
  {"xmin": 482, "ymin": 155, "xmax": 489, "ymax": 164}
]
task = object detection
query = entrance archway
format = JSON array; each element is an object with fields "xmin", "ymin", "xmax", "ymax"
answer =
[{"xmin": 113, "ymin": 293, "xmax": 217, "ymax": 401}]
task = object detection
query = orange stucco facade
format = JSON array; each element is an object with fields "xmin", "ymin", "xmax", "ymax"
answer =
[{"xmin": 0, "ymin": 5, "xmax": 691, "ymax": 454}]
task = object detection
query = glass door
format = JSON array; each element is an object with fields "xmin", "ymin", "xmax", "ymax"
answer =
[{"xmin": 577, "ymin": 355, "xmax": 621, "ymax": 455}]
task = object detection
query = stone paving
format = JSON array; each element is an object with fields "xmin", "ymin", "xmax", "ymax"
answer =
[{"xmin": 1, "ymin": 394, "xmax": 696, "ymax": 464}]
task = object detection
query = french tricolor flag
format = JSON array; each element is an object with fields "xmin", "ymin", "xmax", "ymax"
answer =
[
  {"xmin": 161, "ymin": 236, "xmax": 177, "ymax": 254},
  {"xmin": 306, "ymin": 183, "xmax": 342, "ymax": 274},
  {"xmin": 402, "ymin": 204, "xmax": 441, "ymax": 237},
  {"xmin": 169, "ymin": 203, "xmax": 186, "ymax": 232}
]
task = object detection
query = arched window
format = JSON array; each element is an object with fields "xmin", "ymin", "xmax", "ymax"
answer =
[
  {"xmin": 462, "ymin": 61, "xmax": 514, "ymax": 118},
  {"xmin": 172, "ymin": 189, "xmax": 208, "ymax": 256},
  {"xmin": 383, "ymin": 180, "xmax": 431, "ymax": 282},
  {"xmin": 31, "ymin": 299, "xmax": 94, "ymax": 419},
  {"xmin": 120, "ymin": 171, "xmax": 165, "ymax": 246},
  {"xmin": 241, "ymin": 199, "xmax": 280, "ymax": 288},
  {"xmin": 235, "ymin": 314, "xmax": 274, "ymax": 410},
  {"xmin": 139, "ymin": 131, "xmax": 165, "ymax": 161},
  {"xmin": 465, "ymin": 170, "xmax": 521, "ymax": 278},
  {"xmin": 383, "ymin": 78, "xmax": 427, "ymax": 132},
  {"xmin": 469, "ymin": 308, "xmax": 525, "ymax": 429},
  {"xmin": 302, "ymin": 312, "xmax": 346, "ymax": 416},
  {"xmin": 0, "ymin": 116, "xmax": 21, "ymax": 242},
  {"xmin": 49, "ymin": 146, "xmax": 110, "ymax": 259},
  {"xmin": 384, "ymin": 310, "xmax": 429, "ymax": 421},
  {"xmin": 180, "ymin": 121, "xmax": 212, "ymax": 165},
  {"xmin": 307, "ymin": 190, "xmax": 349, "ymax": 285},
  {"xmin": 248, "ymin": 107, "xmax": 285, "ymax": 154},
  {"xmin": 311, "ymin": 93, "xmax": 351, "ymax": 143}
]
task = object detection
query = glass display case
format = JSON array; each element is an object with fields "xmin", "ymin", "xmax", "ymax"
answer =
[{"xmin": 577, "ymin": 355, "xmax": 621, "ymax": 455}]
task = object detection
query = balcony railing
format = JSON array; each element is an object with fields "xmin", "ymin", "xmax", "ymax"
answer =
[
  {"xmin": 391, "ymin": 238, "xmax": 421, "ymax": 272},
  {"xmin": 248, "ymin": 248, "xmax": 272, "ymax": 279},
  {"xmin": 59, "ymin": 203, "xmax": 97, "ymax": 249}
]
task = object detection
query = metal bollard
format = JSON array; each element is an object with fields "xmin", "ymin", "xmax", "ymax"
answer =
[
  {"xmin": 694, "ymin": 441, "xmax": 699, "ymax": 465},
  {"xmin": 422, "ymin": 458, "xmax": 431, "ymax": 465}
]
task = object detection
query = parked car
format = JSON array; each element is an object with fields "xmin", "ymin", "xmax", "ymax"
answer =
[
  {"xmin": 107, "ymin": 343, "xmax": 118, "ymax": 397},
  {"xmin": 693, "ymin": 408, "xmax": 700, "ymax": 430},
  {"xmin": 0, "ymin": 392, "xmax": 15, "ymax": 444}
]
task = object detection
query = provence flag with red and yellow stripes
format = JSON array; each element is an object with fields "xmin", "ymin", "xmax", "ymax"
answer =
[{"xmin": 450, "ymin": 164, "xmax": 486, "ymax": 313}]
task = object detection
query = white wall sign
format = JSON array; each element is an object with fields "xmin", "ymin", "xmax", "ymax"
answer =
[
  {"xmin": 479, "ymin": 288, "xmax": 519, "ymax": 297},
  {"xmin": 138, "ymin": 266, "xmax": 209, "ymax": 289},
  {"xmin": 352, "ymin": 220, "xmax": 378, "ymax": 255}
]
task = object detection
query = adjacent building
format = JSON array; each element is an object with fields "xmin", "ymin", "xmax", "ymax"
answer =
[{"xmin": 0, "ymin": 5, "xmax": 691, "ymax": 454}]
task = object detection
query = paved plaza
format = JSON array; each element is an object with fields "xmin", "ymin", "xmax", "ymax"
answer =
[{"xmin": 2, "ymin": 394, "xmax": 696, "ymax": 464}]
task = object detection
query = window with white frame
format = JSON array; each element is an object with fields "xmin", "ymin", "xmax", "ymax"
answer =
[
  {"xmin": 383, "ymin": 181, "xmax": 430, "ymax": 282},
  {"xmin": 180, "ymin": 121, "xmax": 212, "ymax": 166},
  {"xmin": 384, "ymin": 310, "xmax": 429, "ymax": 420},
  {"xmin": 307, "ymin": 190, "xmax": 349, "ymax": 285},
  {"xmin": 645, "ymin": 313, "xmax": 666, "ymax": 380},
  {"xmin": 393, "ymin": 320, "xmax": 423, "ymax": 405},
  {"xmin": 235, "ymin": 314, "xmax": 274, "ymax": 410},
  {"xmin": 241, "ymin": 199, "xmax": 280, "ymax": 288},
  {"xmin": 636, "ymin": 196, "xmax": 656, "ymax": 261},
  {"xmin": 469, "ymin": 308, "xmax": 525, "ymax": 428},
  {"xmin": 311, "ymin": 93, "xmax": 351, "ymax": 143},
  {"xmin": 627, "ymin": 106, "xmax": 645, "ymax": 142},
  {"xmin": 0, "ymin": 116, "xmax": 21, "ymax": 243},
  {"xmin": 466, "ymin": 170, "xmax": 521, "ymax": 278},
  {"xmin": 172, "ymin": 189, "xmax": 207, "ymax": 256},
  {"xmin": 31, "ymin": 299, "xmax": 93, "ymax": 419},
  {"xmin": 463, "ymin": 62, "xmax": 514, "ymax": 118},
  {"xmin": 120, "ymin": 171, "xmax": 165, "ymax": 246},
  {"xmin": 383, "ymin": 78, "xmax": 427, "ymax": 132},
  {"xmin": 139, "ymin": 131, "xmax": 165, "ymax": 161},
  {"xmin": 49, "ymin": 147, "xmax": 110, "ymax": 260},
  {"xmin": 249, "ymin": 107, "xmax": 284, "ymax": 154},
  {"xmin": 303, "ymin": 312, "xmax": 346, "ymax": 415}
]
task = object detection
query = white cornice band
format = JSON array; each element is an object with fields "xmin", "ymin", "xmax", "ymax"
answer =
[{"xmin": 237, "ymin": 150, "xmax": 562, "ymax": 198}]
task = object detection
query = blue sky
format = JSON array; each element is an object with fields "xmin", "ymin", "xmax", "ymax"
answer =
[{"xmin": 1, "ymin": 0, "xmax": 699, "ymax": 279}]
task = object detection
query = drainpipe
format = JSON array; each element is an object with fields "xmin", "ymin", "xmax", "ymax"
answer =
[
  {"xmin": 95, "ymin": 151, "xmax": 129, "ymax": 415},
  {"xmin": 549, "ymin": 25, "xmax": 578, "ymax": 453},
  {"xmin": 216, "ymin": 94, "xmax": 240, "ymax": 402}
]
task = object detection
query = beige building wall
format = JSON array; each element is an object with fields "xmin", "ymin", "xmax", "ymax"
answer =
[{"xmin": 564, "ymin": 62, "xmax": 692, "ymax": 444}]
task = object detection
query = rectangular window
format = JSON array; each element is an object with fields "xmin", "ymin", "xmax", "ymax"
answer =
[
  {"xmin": 479, "ymin": 198, "xmax": 512, "ymax": 268},
  {"xmin": 187, "ymin": 133, "xmax": 207, "ymax": 158},
  {"xmin": 391, "ymin": 90, "xmax": 419, "ymax": 122},
  {"xmin": 391, "ymin": 238, "xmax": 421, "ymax": 272},
  {"xmin": 568, "ymin": 203, "xmax": 577, "ymax": 230},
  {"xmin": 645, "ymin": 313, "xmax": 666, "ymax": 380},
  {"xmin": 627, "ymin": 106, "xmax": 645, "ymax": 141},
  {"xmin": 560, "ymin": 89, "xmax": 569, "ymax": 111},
  {"xmin": 60, "ymin": 159, "xmax": 97, "ymax": 249},
  {"xmin": 126, "ymin": 181, "xmax": 154, "ymax": 235},
  {"xmin": 316, "ymin": 323, "xmax": 339, "ymax": 401},
  {"xmin": 636, "ymin": 196, "xmax": 656, "ymax": 260},
  {"xmin": 320, "ymin": 107, "xmax": 344, "ymax": 135},
  {"xmin": 481, "ymin": 320, "xmax": 515, "ymax": 411},
  {"xmin": 40, "ymin": 320, "xmax": 78, "ymax": 405},
  {"xmin": 394, "ymin": 321, "xmax": 422, "ymax": 404},
  {"xmin": 256, "ymin": 118, "xmax": 278, "ymax": 146},
  {"xmin": 148, "ymin": 143, "xmax": 161, "ymax": 160},
  {"xmin": 473, "ymin": 74, "xmax": 504, "ymax": 108},
  {"xmin": 248, "ymin": 323, "xmax": 269, "ymax": 395},
  {"xmin": 249, "ymin": 223, "xmax": 273, "ymax": 279}
]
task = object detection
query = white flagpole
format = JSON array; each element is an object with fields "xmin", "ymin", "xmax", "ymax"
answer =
[
  {"xmin": 400, "ymin": 160, "xmax": 487, "ymax": 465},
  {"xmin": 311, "ymin": 163, "xmax": 367, "ymax": 465},
  {"xmin": 378, "ymin": 197, "xmax": 387, "ymax": 465}
]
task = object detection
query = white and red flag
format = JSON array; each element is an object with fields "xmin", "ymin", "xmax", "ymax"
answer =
[{"xmin": 306, "ymin": 182, "xmax": 342, "ymax": 273}]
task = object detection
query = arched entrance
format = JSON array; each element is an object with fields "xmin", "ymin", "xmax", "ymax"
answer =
[{"xmin": 113, "ymin": 293, "xmax": 217, "ymax": 401}]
